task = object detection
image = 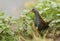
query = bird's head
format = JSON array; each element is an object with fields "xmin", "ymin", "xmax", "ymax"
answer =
[
  {"xmin": 31, "ymin": 8, "xmax": 37, "ymax": 12},
  {"xmin": 31, "ymin": 8, "xmax": 39, "ymax": 14}
]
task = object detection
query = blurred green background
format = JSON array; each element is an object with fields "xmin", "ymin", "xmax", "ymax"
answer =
[{"xmin": 0, "ymin": 0, "xmax": 60, "ymax": 41}]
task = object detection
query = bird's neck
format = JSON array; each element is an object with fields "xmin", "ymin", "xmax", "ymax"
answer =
[
  {"xmin": 34, "ymin": 11, "xmax": 42, "ymax": 19},
  {"xmin": 34, "ymin": 11, "xmax": 45, "ymax": 23}
]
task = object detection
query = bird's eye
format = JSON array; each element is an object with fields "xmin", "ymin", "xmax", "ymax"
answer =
[{"xmin": 32, "ymin": 9, "xmax": 36, "ymax": 12}]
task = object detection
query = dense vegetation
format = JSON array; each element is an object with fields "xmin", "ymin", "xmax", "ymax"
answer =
[{"xmin": 0, "ymin": 0, "xmax": 60, "ymax": 41}]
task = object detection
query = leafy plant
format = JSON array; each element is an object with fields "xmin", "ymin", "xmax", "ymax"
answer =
[
  {"xmin": 16, "ymin": 0, "xmax": 60, "ymax": 41},
  {"xmin": 0, "ymin": 0, "xmax": 60, "ymax": 41},
  {"xmin": 0, "ymin": 12, "xmax": 17, "ymax": 41}
]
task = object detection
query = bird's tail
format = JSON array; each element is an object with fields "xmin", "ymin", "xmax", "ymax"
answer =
[{"xmin": 47, "ymin": 19, "xmax": 54, "ymax": 25}]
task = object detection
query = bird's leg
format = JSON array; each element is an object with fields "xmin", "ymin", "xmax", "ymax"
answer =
[
  {"xmin": 32, "ymin": 23, "xmax": 40, "ymax": 37},
  {"xmin": 43, "ymin": 27, "xmax": 49, "ymax": 38}
]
